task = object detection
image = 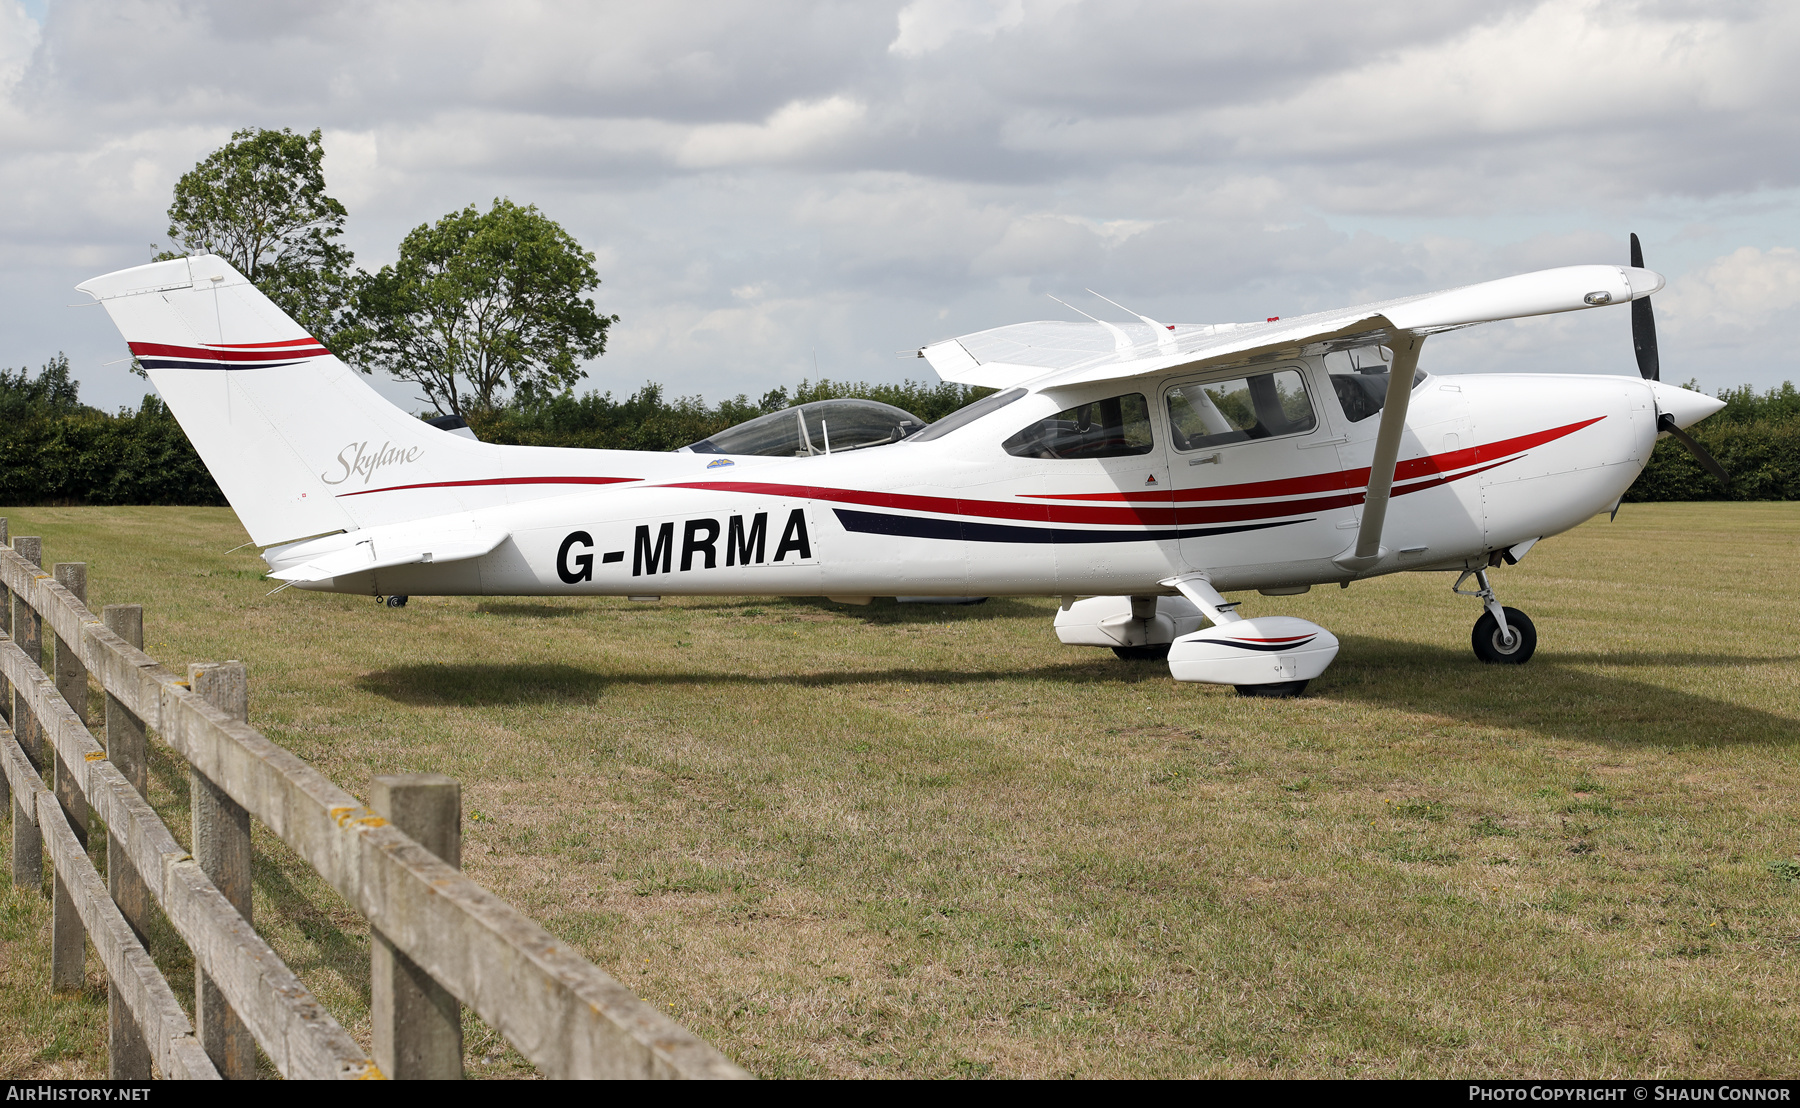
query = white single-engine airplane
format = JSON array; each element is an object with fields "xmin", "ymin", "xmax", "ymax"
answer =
[{"xmin": 77, "ymin": 238, "xmax": 1727, "ymax": 696}]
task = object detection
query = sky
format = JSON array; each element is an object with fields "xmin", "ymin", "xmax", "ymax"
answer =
[{"xmin": 1, "ymin": 0, "xmax": 1798, "ymax": 415}]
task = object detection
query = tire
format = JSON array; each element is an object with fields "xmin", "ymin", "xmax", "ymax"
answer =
[
  {"xmin": 386, "ymin": 595, "xmax": 409, "ymax": 608},
  {"xmin": 1234, "ymin": 680, "xmax": 1309, "ymax": 698},
  {"xmin": 1112, "ymin": 643, "xmax": 1171, "ymax": 661},
  {"xmin": 1472, "ymin": 606, "xmax": 1535, "ymax": 664}
]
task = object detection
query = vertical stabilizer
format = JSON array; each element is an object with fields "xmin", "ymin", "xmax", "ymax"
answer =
[{"xmin": 78, "ymin": 256, "xmax": 500, "ymax": 547}]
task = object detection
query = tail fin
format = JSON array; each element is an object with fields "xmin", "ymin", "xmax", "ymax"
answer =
[{"xmin": 79, "ymin": 255, "xmax": 498, "ymax": 547}]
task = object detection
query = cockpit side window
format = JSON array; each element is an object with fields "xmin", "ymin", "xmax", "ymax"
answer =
[
  {"xmin": 1002, "ymin": 393, "xmax": 1154, "ymax": 460},
  {"xmin": 1329, "ymin": 366, "xmax": 1430, "ymax": 424},
  {"xmin": 1166, "ymin": 369, "xmax": 1314, "ymax": 451}
]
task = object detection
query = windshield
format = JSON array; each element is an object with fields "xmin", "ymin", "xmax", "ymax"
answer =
[
  {"xmin": 909, "ymin": 388, "xmax": 1025, "ymax": 443},
  {"xmin": 685, "ymin": 398, "xmax": 924, "ymax": 456}
]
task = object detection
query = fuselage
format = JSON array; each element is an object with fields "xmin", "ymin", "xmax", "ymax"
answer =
[{"xmin": 271, "ymin": 359, "xmax": 1661, "ymax": 600}]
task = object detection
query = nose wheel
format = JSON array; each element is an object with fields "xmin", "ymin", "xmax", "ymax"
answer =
[
  {"xmin": 1472, "ymin": 606, "xmax": 1535, "ymax": 664},
  {"xmin": 1456, "ymin": 569, "xmax": 1536, "ymax": 665}
]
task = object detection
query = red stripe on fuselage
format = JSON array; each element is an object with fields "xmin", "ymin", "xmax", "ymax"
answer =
[
  {"xmin": 663, "ymin": 462, "xmax": 1496, "ymax": 528},
  {"xmin": 1019, "ymin": 416, "xmax": 1605, "ymax": 503},
  {"xmin": 335, "ymin": 475, "xmax": 643, "ymax": 498}
]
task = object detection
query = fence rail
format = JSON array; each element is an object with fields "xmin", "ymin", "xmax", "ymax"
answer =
[{"xmin": 0, "ymin": 518, "xmax": 749, "ymax": 1080}]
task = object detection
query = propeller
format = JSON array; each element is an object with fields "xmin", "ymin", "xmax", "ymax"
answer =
[
  {"xmin": 1630, "ymin": 233, "xmax": 1659, "ymax": 382},
  {"xmin": 1631, "ymin": 233, "xmax": 1731, "ymax": 490}
]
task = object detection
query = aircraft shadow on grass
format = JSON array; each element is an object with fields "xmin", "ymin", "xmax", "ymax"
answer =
[
  {"xmin": 1323, "ymin": 634, "xmax": 1800, "ymax": 750},
  {"xmin": 466, "ymin": 597, "xmax": 1044, "ymax": 624},
  {"xmin": 475, "ymin": 602, "xmax": 586, "ymax": 618},
  {"xmin": 780, "ymin": 597, "xmax": 1046, "ymax": 624},
  {"xmin": 359, "ymin": 638, "xmax": 1799, "ymax": 750},
  {"xmin": 357, "ymin": 659, "xmax": 1112, "ymax": 707}
]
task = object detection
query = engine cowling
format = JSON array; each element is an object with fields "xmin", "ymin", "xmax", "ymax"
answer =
[{"xmin": 1166, "ymin": 617, "xmax": 1340, "ymax": 686}]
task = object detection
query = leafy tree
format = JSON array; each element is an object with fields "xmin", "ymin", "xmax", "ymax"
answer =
[
  {"xmin": 357, "ymin": 199, "xmax": 616, "ymax": 416},
  {"xmin": 0, "ymin": 352, "xmax": 82, "ymax": 417},
  {"xmin": 159, "ymin": 127, "xmax": 359, "ymax": 355}
]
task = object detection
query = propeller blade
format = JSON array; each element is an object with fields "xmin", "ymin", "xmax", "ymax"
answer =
[
  {"xmin": 1658, "ymin": 414, "xmax": 1732, "ymax": 489},
  {"xmin": 1630, "ymin": 232, "xmax": 1660, "ymax": 381}
]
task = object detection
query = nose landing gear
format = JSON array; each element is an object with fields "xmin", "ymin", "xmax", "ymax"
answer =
[{"xmin": 1455, "ymin": 569, "xmax": 1536, "ymax": 664}]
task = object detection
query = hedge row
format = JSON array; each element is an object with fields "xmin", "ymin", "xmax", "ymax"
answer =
[
  {"xmin": 0, "ymin": 356, "xmax": 226, "ymax": 506},
  {"xmin": 2, "ymin": 355, "xmax": 1793, "ymax": 506},
  {"xmin": 465, "ymin": 378, "xmax": 987, "ymax": 451}
]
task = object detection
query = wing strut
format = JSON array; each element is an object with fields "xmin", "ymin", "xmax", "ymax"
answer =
[{"xmin": 1336, "ymin": 332, "xmax": 1425, "ymax": 572}]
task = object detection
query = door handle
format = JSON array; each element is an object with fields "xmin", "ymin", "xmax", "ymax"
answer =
[{"xmin": 1188, "ymin": 453, "xmax": 1221, "ymax": 466}]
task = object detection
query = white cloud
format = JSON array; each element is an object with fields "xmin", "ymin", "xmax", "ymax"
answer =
[
  {"xmin": 676, "ymin": 97, "xmax": 868, "ymax": 168},
  {"xmin": 890, "ymin": 0, "xmax": 1030, "ymax": 58},
  {"xmin": 1661, "ymin": 245, "xmax": 1800, "ymax": 332},
  {"xmin": 0, "ymin": 1, "xmax": 40, "ymax": 86},
  {"xmin": 319, "ymin": 129, "xmax": 380, "ymax": 209}
]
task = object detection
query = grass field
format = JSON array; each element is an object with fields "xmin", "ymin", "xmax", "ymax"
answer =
[{"xmin": 0, "ymin": 502, "xmax": 1796, "ymax": 1079}]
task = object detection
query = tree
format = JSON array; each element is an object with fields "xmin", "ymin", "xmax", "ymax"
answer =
[
  {"xmin": 0, "ymin": 352, "xmax": 82, "ymax": 418},
  {"xmin": 160, "ymin": 127, "xmax": 359, "ymax": 355},
  {"xmin": 356, "ymin": 199, "xmax": 616, "ymax": 416}
]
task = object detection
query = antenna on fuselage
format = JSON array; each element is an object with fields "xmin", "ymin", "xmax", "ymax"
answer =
[
  {"xmin": 1086, "ymin": 289, "xmax": 1178, "ymax": 352},
  {"xmin": 1046, "ymin": 294, "xmax": 1132, "ymax": 356}
]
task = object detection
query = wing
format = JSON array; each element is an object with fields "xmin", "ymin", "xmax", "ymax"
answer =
[{"xmin": 919, "ymin": 264, "xmax": 1665, "ymax": 391}]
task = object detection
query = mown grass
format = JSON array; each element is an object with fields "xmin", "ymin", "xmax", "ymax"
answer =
[{"xmin": 0, "ymin": 502, "xmax": 1795, "ymax": 1078}]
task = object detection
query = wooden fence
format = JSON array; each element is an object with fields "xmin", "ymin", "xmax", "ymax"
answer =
[{"xmin": 0, "ymin": 519, "xmax": 750, "ymax": 1080}]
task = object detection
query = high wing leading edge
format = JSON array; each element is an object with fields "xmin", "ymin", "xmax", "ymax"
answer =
[{"xmin": 919, "ymin": 264, "xmax": 1664, "ymax": 391}]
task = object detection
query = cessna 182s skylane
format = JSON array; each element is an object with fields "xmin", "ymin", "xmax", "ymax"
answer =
[{"xmin": 77, "ymin": 238, "xmax": 1727, "ymax": 696}]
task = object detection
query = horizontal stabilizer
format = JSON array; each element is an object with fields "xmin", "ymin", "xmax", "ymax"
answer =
[{"xmin": 267, "ymin": 529, "xmax": 508, "ymax": 583}]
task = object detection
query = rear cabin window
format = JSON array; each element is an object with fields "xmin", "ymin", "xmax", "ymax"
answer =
[
  {"xmin": 1165, "ymin": 369, "xmax": 1315, "ymax": 451},
  {"xmin": 1002, "ymin": 393, "xmax": 1154, "ymax": 459}
]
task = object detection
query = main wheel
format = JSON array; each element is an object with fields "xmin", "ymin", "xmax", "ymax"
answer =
[
  {"xmin": 1234, "ymin": 680, "xmax": 1309, "ymax": 698},
  {"xmin": 385, "ymin": 595, "xmax": 409, "ymax": 608},
  {"xmin": 1112, "ymin": 643, "xmax": 1171, "ymax": 661},
  {"xmin": 1472, "ymin": 607, "xmax": 1535, "ymax": 664}
]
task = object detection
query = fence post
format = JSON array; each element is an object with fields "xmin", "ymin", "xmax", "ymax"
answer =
[
  {"xmin": 8, "ymin": 754, "xmax": 38, "ymax": 891},
  {"xmin": 0, "ymin": 516, "xmax": 10, "ymax": 741},
  {"xmin": 10, "ymin": 537, "xmax": 42, "ymax": 768},
  {"xmin": 9, "ymin": 537, "xmax": 43, "ymax": 892},
  {"xmin": 189, "ymin": 661, "xmax": 256, "ymax": 1080},
  {"xmin": 49, "ymin": 564, "xmax": 90, "ymax": 992},
  {"xmin": 370, "ymin": 773, "xmax": 463, "ymax": 1079},
  {"xmin": 103, "ymin": 604, "xmax": 152, "ymax": 1079}
]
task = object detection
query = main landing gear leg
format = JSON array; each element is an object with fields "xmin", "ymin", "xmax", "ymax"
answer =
[{"xmin": 1455, "ymin": 569, "xmax": 1536, "ymax": 665}]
